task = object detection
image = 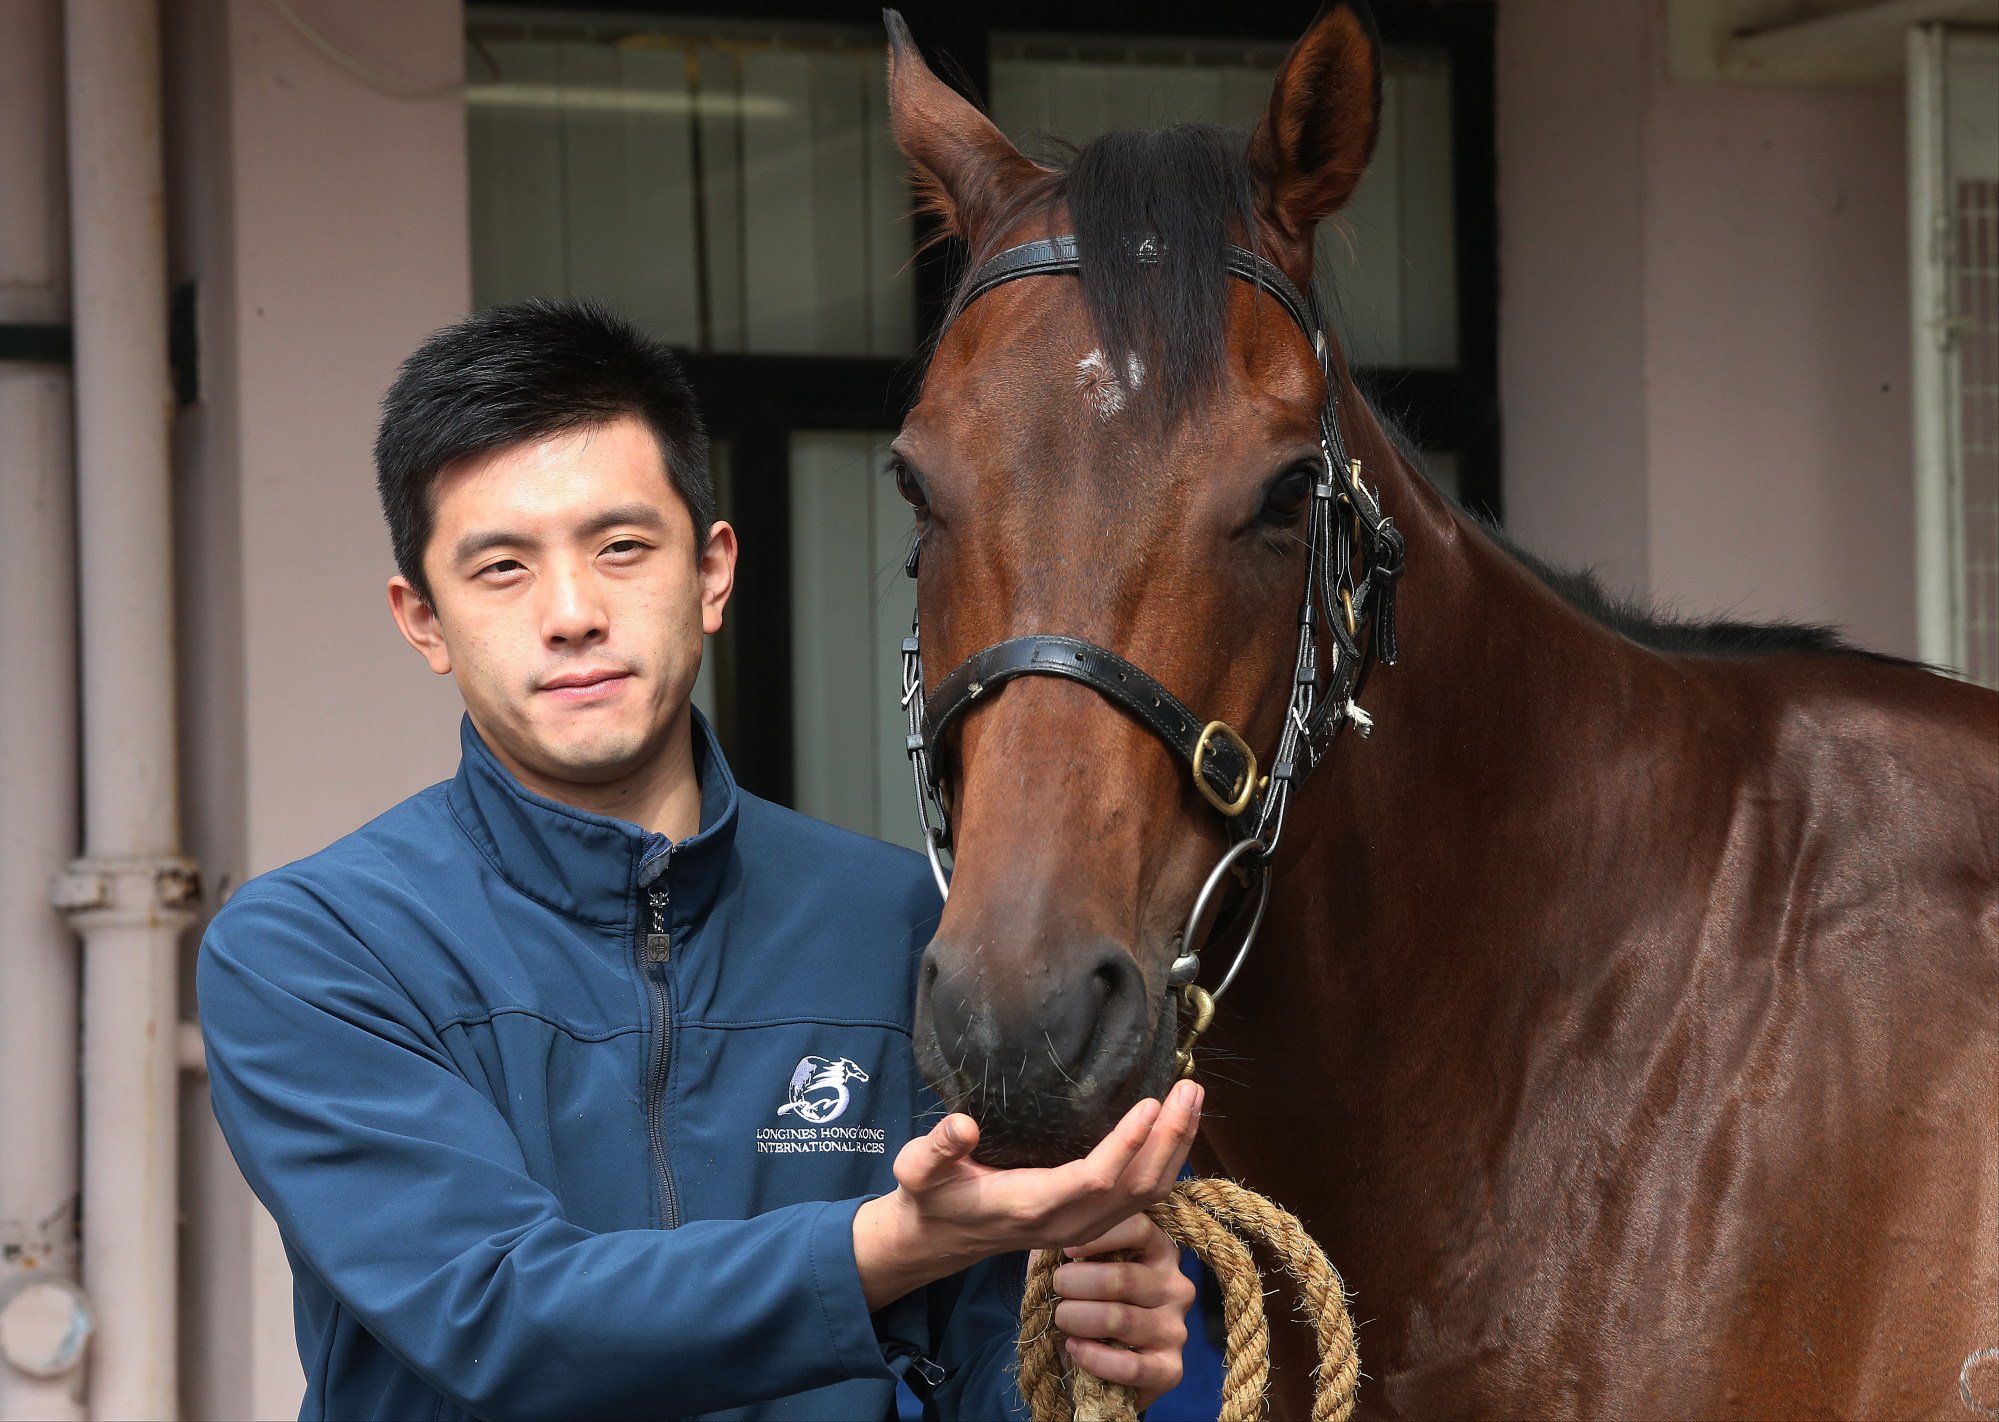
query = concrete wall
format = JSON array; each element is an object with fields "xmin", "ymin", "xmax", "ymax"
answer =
[
  {"xmin": 164, "ymin": 1, "xmax": 470, "ymax": 1416},
  {"xmin": 1498, "ymin": 0, "xmax": 1916, "ymax": 657}
]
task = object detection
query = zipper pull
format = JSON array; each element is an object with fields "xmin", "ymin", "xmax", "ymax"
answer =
[{"xmin": 646, "ymin": 887, "xmax": 671, "ymax": 962}]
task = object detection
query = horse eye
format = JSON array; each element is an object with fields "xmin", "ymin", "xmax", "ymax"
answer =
[
  {"xmin": 1260, "ymin": 465, "xmax": 1315, "ymax": 525},
  {"xmin": 890, "ymin": 457, "xmax": 928, "ymax": 512}
]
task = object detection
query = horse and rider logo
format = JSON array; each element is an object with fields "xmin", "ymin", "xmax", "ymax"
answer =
[{"xmin": 776, "ymin": 1055, "xmax": 870, "ymax": 1125}]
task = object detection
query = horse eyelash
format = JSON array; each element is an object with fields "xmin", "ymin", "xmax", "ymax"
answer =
[{"xmin": 1265, "ymin": 523, "xmax": 1312, "ymax": 558}]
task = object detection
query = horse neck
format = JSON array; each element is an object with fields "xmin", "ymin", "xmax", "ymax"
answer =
[{"xmin": 1275, "ymin": 387, "xmax": 1727, "ymax": 1022}]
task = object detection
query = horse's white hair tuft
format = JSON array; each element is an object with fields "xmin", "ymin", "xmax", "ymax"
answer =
[{"xmin": 1075, "ymin": 348, "xmax": 1128, "ymax": 420}]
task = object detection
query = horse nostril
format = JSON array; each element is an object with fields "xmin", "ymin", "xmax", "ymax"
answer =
[
  {"xmin": 1068, "ymin": 949, "xmax": 1147, "ymax": 1088},
  {"xmin": 1091, "ymin": 958, "xmax": 1123, "ymax": 1012}
]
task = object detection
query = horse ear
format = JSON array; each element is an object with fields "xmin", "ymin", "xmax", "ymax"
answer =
[
  {"xmin": 1245, "ymin": 1, "xmax": 1383, "ymax": 262},
  {"xmin": 884, "ymin": 10, "xmax": 1045, "ymax": 244}
]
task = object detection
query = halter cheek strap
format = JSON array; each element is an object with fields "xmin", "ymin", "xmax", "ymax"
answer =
[{"xmin": 900, "ymin": 233, "xmax": 1406, "ymax": 1075}]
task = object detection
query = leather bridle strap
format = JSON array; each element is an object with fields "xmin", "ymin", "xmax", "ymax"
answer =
[
  {"xmin": 954, "ymin": 235, "xmax": 1326, "ymax": 364},
  {"xmin": 923, "ymin": 634, "xmax": 1257, "ymax": 817}
]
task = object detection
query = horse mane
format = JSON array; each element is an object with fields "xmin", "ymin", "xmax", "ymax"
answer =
[
  {"xmin": 939, "ymin": 123, "xmax": 1261, "ymax": 418},
  {"xmin": 1486, "ymin": 525, "xmax": 1926, "ymax": 663},
  {"xmin": 1352, "ymin": 413, "xmax": 1915, "ymax": 665}
]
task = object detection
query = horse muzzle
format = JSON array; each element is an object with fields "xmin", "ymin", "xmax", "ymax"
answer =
[{"xmin": 913, "ymin": 935, "xmax": 1172, "ymax": 1166}]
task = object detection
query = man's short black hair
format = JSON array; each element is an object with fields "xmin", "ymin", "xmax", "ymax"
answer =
[{"xmin": 375, "ymin": 299, "xmax": 714, "ymax": 603}]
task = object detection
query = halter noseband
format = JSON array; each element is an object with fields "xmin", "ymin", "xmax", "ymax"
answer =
[{"xmin": 900, "ymin": 234, "xmax": 1405, "ymax": 1076}]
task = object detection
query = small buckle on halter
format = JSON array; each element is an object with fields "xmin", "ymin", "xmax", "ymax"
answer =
[{"xmin": 1191, "ymin": 721, "xmax": 1258, "ymax": 817}]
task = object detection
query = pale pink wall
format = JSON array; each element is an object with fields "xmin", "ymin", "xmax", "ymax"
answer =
[
  {"xmin": 225, "ymin": 0, "xmax": 471, "ymax": 873},
  {"xmin": 1498, "ymin": 0, "xmax": 1917, "ymax": 658},
  {"xmin": 1643, "ymin": 82, "xmax": 1912, "ymax": 650},
  {"xmin": 1497, "ymin": 0, "xmax": 1654, "ymax": 596},
  {"xmin": 167, "ymin": 1, "xmax": 470, "ymax": 1417}
]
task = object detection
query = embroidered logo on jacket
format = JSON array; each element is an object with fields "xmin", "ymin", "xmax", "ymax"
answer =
[
  {"xmin": 776, "ymin": 1055, "xmax": 869, "ymax": 1123},
  {"xmin": 758, "ymin": 1056, "xmax": 886, "ymax": 1155}
]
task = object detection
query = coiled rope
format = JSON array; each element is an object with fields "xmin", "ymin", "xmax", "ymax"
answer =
[{"xmin": 1018, "ymin": 1177, "xmax": 1358, "ymax": 1422}]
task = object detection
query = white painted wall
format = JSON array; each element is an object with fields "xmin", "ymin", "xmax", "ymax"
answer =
[
  {"xmin": 1498, "ymin": 0, "xmax": 1917, "ymax": 656},
  {"xmin": 164, "ymin": 1, "xmax": 470, "ymax": 1416}
]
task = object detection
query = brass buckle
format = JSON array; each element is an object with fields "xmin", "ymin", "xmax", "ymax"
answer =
[{"xmin": 1191, "ymin": 720, "xmax": 1258, "ymax": 817}]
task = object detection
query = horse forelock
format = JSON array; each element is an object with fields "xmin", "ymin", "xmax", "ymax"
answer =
[{"xmin": 937, "ymin": 123, "xmax": 1271, "ymax": 423}]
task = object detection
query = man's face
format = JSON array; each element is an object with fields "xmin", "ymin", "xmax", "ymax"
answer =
[{"xmin": 388, "ymin": 415, "xmax": 734, "ymax": 798}]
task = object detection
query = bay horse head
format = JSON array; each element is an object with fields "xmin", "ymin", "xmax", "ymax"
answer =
[{"xmin": 886, "ymin": 3, "xmax": 1398, "ymax": 1167}]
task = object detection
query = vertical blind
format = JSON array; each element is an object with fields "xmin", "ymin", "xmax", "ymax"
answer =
[
  {"xmin": 788, "ymin": 431, "xmax": 918, "ymax": 850},
  {"xmin": 467, "ymin": 18, "xmax": 1460, "ymax": 379},
  {"xmin": 468, "ymin": 21, "xmax": 915, "ymax": 357}
]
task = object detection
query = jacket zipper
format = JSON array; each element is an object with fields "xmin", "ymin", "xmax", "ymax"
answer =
[{"xmin": 638, "ymin": 849, "xmax": 680, "ymax": 1228}]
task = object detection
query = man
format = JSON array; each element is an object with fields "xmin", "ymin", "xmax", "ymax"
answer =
[{"xmin": 198, "ymin": 300, "xmax": 1201, "ymax": 1421}]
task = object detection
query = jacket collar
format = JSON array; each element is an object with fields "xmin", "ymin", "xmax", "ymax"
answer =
[{"xmin": 445, "ymin": 708, "xmax": 740, "ymax": 929}]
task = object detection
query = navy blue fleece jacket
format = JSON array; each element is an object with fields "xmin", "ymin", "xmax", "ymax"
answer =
[{"xmin": 198, "ymin": 711, "xmax": 1027, "ymax": 1421}]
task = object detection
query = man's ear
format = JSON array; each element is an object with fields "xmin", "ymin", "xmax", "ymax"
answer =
[
  {"xmin": 884, "ymin": 9, "xmax": 1047, "ymax": 246},
  {"xmin": 389, "ymin": 576, "xmax": 453, "ymax": 676},
  {"xmin": 1245, "ymin": 1, "xmax": 1383, "ymax": 271},
  {"xmin": 697, "ymin": 521, "xmax": 737, "ymax": 638}
]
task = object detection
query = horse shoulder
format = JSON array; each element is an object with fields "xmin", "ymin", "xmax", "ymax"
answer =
[{"xmin": 1593, "ymin": 653, "xmax": 1999, "ymax": 1417}]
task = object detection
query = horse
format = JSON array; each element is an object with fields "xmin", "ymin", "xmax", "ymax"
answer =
[{"xmin": 880, "ymin": 3, "xmax": 1999, "ymax": 1416}]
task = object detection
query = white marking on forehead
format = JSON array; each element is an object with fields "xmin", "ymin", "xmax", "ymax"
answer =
[
  {"xmin": 1076, "ymin": 348, "xmax": 1127, "ymax": 421},
  {"xmin": 1124, "ymin": 353, "xmax": 1146, "ymax": 390}
]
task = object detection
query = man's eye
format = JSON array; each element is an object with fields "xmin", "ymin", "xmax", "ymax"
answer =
[
  {"xmin": 603, "ymin": 539, "xmax": 646, "ymax": 557},
  {"xmin": 481, "ymin": 558, "xmax": 525, "ymax": 578}
]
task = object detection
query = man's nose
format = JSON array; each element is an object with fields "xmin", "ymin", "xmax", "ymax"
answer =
[{"xmin": 540, "ymin": 563, "xmax": 608, "ymax": 646}]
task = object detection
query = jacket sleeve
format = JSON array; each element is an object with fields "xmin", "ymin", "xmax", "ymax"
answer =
[
  {"xmin": 198, "ymin": 883, "xmax": 895, "ymax": 1421},
  {"xmin": 923, "ymin": 1253, "xmax": 1032, "ymax": 1422},
  {"xmin": 865, "ymin": 1108, "xmax": 1029, "ymax": 1420}
]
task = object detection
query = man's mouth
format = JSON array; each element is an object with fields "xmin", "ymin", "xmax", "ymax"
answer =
[{"xmin": 539, "ymin": 668, "xmax": 632, "ymax": 702}]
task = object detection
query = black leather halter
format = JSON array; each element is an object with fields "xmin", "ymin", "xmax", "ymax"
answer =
[
  {"xmin": 924, "ymin": 636, "xmax": 1258, "ymax": 817},
  {"xmin": 899, "ymin": 234, "xmax": 1406, "ymax": 1072}
]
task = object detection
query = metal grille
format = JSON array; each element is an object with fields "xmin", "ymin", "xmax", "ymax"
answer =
[{"xmin": 1958, "ymin": 176, "xmax": 1999, "ymax": 686}]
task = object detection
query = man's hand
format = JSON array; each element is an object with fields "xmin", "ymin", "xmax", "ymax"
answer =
[
  {"xmin": 853, "ymin": 1078, "xmax": 1203, "ymax": 1311},
  {"xmin": 1046, "ymin": 1211, "xmax": 1197, "ymax": 1411}
]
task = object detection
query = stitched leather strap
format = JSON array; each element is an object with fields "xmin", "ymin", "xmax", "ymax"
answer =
[
  {"xmin": 958, "ymin": 237, "xmax": 1324, "ymax": 357},
  {"xmin": 923, "ymin": 635, "xmax": 1255, "ymax": 812},
  {"xmin": 956, "ymin": 235, "xmax": 1087, "ymax": 310}
]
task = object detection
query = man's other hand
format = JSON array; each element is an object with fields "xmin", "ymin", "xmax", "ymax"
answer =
[
  {"xmin": 853, "ymin": 1078, "xmax": 1202, "ymax": 1311},
  {"xmin": 1045, "ymin": 1211, "xmax": 1196, "ymax": 1410}
]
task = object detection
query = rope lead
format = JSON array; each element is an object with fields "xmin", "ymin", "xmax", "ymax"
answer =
[{"xmin": 1018, "ymin": 1178, "xmax": 1359, "ymax": 1422}]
